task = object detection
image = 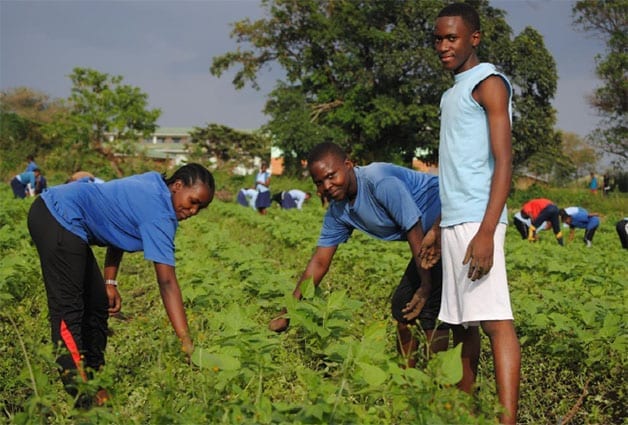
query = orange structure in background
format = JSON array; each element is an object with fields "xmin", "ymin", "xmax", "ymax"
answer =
[{"xmin": 271, "ymin": 156, "xmax": 284, "ymax": 175}]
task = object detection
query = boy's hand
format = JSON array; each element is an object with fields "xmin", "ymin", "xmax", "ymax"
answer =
[
  {"xmin": 269, "ymin": 308, "xmax": 290, "ymax": 332},
  {"xmin": 419, "ymin": 228, "xmax": 441, "ymax": 269},
  {"xmin": 401, "ymin": 286, "xmax": 430, "ymax": 321},
  {"xmin": 463, "ymin": 231, "xmax": 494, "ymax": 281},
  {"xmin": 182, "ymin": 339, "xmax": 194, "ymax": 364}
]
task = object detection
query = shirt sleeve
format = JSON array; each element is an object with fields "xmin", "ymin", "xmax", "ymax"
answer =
[
  {"xmin": 317, "ymin": 207, "xmax": 353, "ymax": 247},
  {"xmin": 139, "ymin": 218, "xmax": 177, "ymax": 266}
]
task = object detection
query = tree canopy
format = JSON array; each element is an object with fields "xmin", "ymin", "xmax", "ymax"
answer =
[
  {"xmin": 572, "ymin": 0, "xmax": 627, "ymax": 163},
  {"xmin": 0, "ymin": 87, "xmax": 66, "ymax": 176},
  {"xmin": 188, "ymin": 123, "xmax": 270, "ymax": 170},
  {"xmin": 211, "ymin": 0, "xmax": 560, "ymax": 172},
  {"xmin": 44, "ymin": 67, "xmax": 161, "ymax": 176}
]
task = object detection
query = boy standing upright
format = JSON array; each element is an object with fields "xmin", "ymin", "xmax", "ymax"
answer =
[{"xmin": 434, "ymin": 3, "xmax": 520, "ymax": 424}]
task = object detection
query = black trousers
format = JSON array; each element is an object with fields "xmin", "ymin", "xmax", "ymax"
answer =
[
  {"xmin": 391, "ymin": 259, "xmax": 449, "ymax": 330},
  {"xmin": 533, "ymin": 204, "xmax": 561, "ymax": 234},
  {"xmin": 27, "ymin": 197, "xmax": 109, "ymax": 383},
  {"xmin": 617, "ymin": 219, "xmax": 628, "ymax": 249}
]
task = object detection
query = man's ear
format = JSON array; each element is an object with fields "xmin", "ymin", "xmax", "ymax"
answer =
[{"xmin": 471, "ymin": 30, "xmax": 481, "ymax": 48}]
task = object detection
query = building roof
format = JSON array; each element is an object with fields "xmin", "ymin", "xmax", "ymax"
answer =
[{"xmin": 152, "ymin": 127, "xmax": 195, "ymax": 137}]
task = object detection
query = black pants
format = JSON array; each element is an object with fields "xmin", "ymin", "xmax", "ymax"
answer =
[
  {"xmin": 10, "ymin": 177, "xmax": 27, "ymax": 198},
  {"xmin": 391, "ymin": 259, "xmax": 449, "ymax": 330},
  {"xmin": 513, "ymin": 215, "xmax": 529, "ymax": 239},
  {"xmin": 533, "ymin": 204, "xmax": 560, "ymax": 234},
  {"xmin": 617, "ymin": 219, "xmax": 628, "ymax": 249},
  {"xmin": 27, "ymin": 197, "xmax": 108, "ymax": 388}
]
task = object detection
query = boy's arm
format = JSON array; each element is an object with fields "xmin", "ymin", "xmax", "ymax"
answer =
[
  {"xmin": 465, "ymin": 75, "xmax": 513, "ymax": 281},
  {"xmin": 401, "ymin": 221, "xmax": 432, "ymax": 321},
  {"xmin": 269, "ymin": 245, "xmax": 337, "ymax": 332},
  {"xmin": 292, "ymin": 245, "xmax": 337, "ymax": 299}
]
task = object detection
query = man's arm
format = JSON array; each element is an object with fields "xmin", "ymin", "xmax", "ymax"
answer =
[
  {"xmin": 465, "ymin": 75, "xmax": 513, "ymax": 281},
  {"xmin": 269, "ymin": 245, "xmax": 337, "ymax": 332},
  {"xmin": 401, "ymin": 221, "xmax": 433, "ymax": 321},
  {"xmin": 292, "ymin": 245, "xmax": 337, "ymax": 299}
]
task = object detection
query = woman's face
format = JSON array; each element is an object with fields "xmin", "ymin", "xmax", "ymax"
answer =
[{"xmin": 170, "ymin": 180, "xmax": 213, "ymax": 221}]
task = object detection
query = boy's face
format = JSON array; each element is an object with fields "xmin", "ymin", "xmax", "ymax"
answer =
[
  {"xmin": 309, "ymin": 154, "xmax": 356, "ymax": 202},
  {"xmin": 433, "ymin": 15, "xmax": 480, "ymax": 74}
]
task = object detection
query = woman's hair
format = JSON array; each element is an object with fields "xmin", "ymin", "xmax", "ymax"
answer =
[
  {"xmin": 164, "ymin": 163, "xmax": 215, "ymax": 191},
  {"xmin": 558, "ymin": 208, "xmax": 568, "ymax": 220},
  {"xmin": 307, "ymin": 142, "xmax": 348, "ymax": 165}
]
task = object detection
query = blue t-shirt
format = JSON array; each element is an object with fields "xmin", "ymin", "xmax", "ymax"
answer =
[
  {"xmin": 564, "ymin": 206, "xmax": 591, "ymax": 229},
  {"xmin": 317, "ymin": 163, "xmax": 440, "ymax": 247},
  {"xmin": 25, "ymin": 161, "xmax": 38, "ymax": 172},
  {"xmin": 438, "ymin": 62, "xmax": 511, "ymax": 226},
  {"xmin": 41, "ymin": 172, "xmax": 178, "ymax": 266},
  {"xmin": 17, "ymin": 171, "xmax": 37, "ymax": 187}
]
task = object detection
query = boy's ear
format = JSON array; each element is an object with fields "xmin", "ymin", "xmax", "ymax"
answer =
[{"xmin": 471, "ymin": 30, "xmax": 481, "ymax": 48}]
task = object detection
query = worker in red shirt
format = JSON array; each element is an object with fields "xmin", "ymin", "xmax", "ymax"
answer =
[{"xmin": 520, "ymin": 198, "xmax": 563, "ymax": 245}]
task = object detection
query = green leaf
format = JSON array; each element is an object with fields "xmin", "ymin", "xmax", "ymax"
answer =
[
  {"xmin": 191, "ymin": 348, "xmax": 241, "ymax": 371},
  {"xmin": 356, "ymin": 361, "xmax": 387, "ymax": 387}
]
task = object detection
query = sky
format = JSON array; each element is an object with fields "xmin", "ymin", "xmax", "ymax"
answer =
[{"xmin": 0, "ymin": 0, "xmax": 607, "ymax": 139}]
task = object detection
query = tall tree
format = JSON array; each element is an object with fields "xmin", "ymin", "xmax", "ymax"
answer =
[
  {"xmin": 573, "ymin": 0, "xmax": 627, "ymax": 162},
  {"xmin": 188, "ymin": 123, "xmax": 270, "ymax": 169},
  {"xmin": 211, "ymin": 0, "xmax": 559, "ymax": 172},
  {"xmin": 0, "ymin": 87, "xmax": 66, "ymax": 176},
  {"xmin": 45, "ymin": 68, "xmax": 161, "ymax": 176}
]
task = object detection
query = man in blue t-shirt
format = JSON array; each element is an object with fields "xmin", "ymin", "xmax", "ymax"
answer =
[
  {"xmin": 559, "ymin": 207, "xmax": 600, "ymax": 247},
  {"xmin": 10, "ymin": 169, "xmax": 42, "ymax": 198},
  {"xmin": 269, "ymin": 142, "xmax": 449, "ymax": 367}
]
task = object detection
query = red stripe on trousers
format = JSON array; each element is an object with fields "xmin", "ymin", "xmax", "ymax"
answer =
[{"xmin": 60, "ymin": 319, "xmax": 88, "ymax": 381}]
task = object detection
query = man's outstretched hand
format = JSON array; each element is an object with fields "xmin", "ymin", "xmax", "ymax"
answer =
[{"xmin": 269, "ymin": 307, "xmax": 289, "ymax": 332}]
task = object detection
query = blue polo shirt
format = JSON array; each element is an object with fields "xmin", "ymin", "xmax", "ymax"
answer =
[
  {"xmin": 317, "ymin": 163, "xmax": 440, "ymax": 247},
  {"xmin": 41, "ymin": 172, "xmax": 178, "ymax": 266}
]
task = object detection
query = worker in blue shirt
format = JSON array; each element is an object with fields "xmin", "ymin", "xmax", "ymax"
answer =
[
  {"xmin": 270, "ymin": 142, "xmax": 458, "ymax": 368},
  {"xmin": 559, "ymin": 207, "xmax": 600, "ymax": 247},
  {"xmin": 27, "ymin": 163, "xmax": 214, "ymax": 407},
  {"xmin": 10, "ymin": 168, "xmax": 42, "ymax": 198}
]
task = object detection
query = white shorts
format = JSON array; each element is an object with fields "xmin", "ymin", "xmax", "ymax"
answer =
[{"xmin": 439, "ymin": 222, "xmax": 513, "ymax": 327}]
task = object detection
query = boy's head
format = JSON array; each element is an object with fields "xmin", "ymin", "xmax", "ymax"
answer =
[
  {"xmin": 437, "ymin": 3, "xmax": 480, "ymax": 33},
  {"xmin": 558, "ymin": 208, "xmax": 572, "ymax": 225},
  {"xmin": 434, "ymin": 2, "xmax": 481, "ymax": 74},
  {"xmin": 307, "ymin": 142, "xmax": 356, "ymax": 202}
]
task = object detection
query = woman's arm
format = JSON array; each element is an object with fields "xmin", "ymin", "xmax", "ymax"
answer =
[
  {"xmin": 104, "ymin": 247, "xmax": 124, "ymax": 314},
  {"xmin": 154, "ymin": 263, "xmax": 193, "ymax": 357}
]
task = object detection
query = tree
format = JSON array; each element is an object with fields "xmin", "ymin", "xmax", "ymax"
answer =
[
  {"xmin": 188, "ymin": 123, "xmax": 270, "ymax": 170},
  {"xmin": 211, "ymin": 0, "xmax": 560, "ymax": 172},
  {"xmin": 573, "ymin": 0, "xmax": 627, "ymax": 162},
  {"xmin": 0, "ymin": 87, "xmax": 66, "ymax": 177},
  {"xmin": 45, "ymin": 68, "xmax": 161, "ymax": 176}
]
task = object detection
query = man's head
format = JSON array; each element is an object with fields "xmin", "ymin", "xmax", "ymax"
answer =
[
  {"xmin": 558, "ymin": 209, "xmax": 572, "ymax": 225},
  {"xmin": 307, "ymin": 142, "xmax": 357, "ymax": 202},
  {"xmin": 434, "ymin": 2, "xmax": 481, "ymax": 74}
]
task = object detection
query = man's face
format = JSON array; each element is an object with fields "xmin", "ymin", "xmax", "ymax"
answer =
[
  {"xmin": 309, "ymin": 154, "xmax": 356, "ymax": 202},
  {"xmin": 433, "ymin": 15, "xmax": 480, "ymax": 74}
]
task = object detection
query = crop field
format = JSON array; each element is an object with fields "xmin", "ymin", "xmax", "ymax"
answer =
[{"xmin": 0, "ymin": 182, "xmax": 625, "ymax": 424}]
